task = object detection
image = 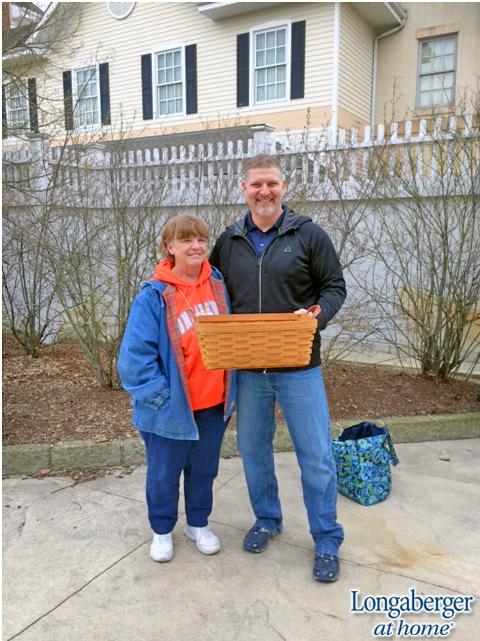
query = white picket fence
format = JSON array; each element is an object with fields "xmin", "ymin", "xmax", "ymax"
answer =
[{"xmin": 3, "ymin": 114, "xmax": 479, "ymax": 207}]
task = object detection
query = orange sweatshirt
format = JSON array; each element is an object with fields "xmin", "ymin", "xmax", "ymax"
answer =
[{"xmin": 152, "ymin": 259, "xmax": 225, "ymax": 411}]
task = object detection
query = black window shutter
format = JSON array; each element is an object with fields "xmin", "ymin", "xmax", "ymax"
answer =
[
  {"xmin": 185, "ymin": 44, "xmax": 197, "ymax": 115},
  {"xmin": 63, "ymin": 70, "xmax": 73, "ymax": 130},
  {"xmin": 237, "ymin": 33, "xmax": 249, "ymax": 107},
  {"xmin": 2, "ymin": 84, "xmax": 7, "ymax": 138},
  {"xmin": 28, "ymin": 78, "xmax": 39, "ymax": 133},
  {"xmin": 291, "ymin": 20, "xmax": 306, "ymax": 100},
  {"xmin": 141, "ymin": 54, "xmax": 153, "ymax": 120},
  {"xmin": 99, "ymin": 63, "xmax": 111, "ymax": 125}
]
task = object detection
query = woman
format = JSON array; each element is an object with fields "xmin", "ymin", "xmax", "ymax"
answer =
[{"xmin": 117, "ymin": 215, "xmax": 235, "ymax": 563}]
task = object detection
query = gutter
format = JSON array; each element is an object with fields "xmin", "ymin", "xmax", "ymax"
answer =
[
  {"xmin": 331, "ymin": 2, "xmax": 341, "ymax": 134},
  {"xmin": 371, "ymin": 2, "xmax": 408, "ymax": 128}
]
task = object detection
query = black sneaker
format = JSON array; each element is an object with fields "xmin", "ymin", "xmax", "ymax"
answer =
[
  {"xmin": 313, "ymin": 553, "xmax": 340, "ymax": 582},
  {"xmin": 243, "ymin": 525, "xmax": 272, "ymax": 553}
]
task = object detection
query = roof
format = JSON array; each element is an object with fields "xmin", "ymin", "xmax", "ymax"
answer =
[{"xmin": 199, "ymin": 1, "xmax": 407, "ymax": 29}]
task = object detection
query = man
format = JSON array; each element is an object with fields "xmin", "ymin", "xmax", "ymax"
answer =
[{"xmin": 210, "ymin": 154, "xmax": 346, "ymax": 582}]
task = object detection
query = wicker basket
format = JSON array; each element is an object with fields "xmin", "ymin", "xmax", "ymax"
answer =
[{"xmin": 195, "ymin": 313, "xmax": 317, "ymax": 370}]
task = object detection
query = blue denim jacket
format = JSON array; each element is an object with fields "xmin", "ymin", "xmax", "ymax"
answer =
[{"xmin": 117, "ymin": 269, "xmax": 236, "ymax": 440}]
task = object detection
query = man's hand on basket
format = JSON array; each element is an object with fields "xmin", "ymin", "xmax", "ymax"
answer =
[{"xmin": 294, "ymin": 305, "xmax": 321, "ymax": 319}]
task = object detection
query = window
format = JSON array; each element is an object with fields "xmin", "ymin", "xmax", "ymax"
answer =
[
  {"xmin": 155, "ymin": 48, "xmax": 184, "ymax": 116},
  {"xmin": 73, "ymin": 65, "xmax": 100, "ymax": 127},
  {"xmin": 417, "ymin": 35, "xmax": 457, "ymax": 109},
  {"xmin": 237, "ymin": 21, "xmax": 304, "ymax": 108},
  {"xmin": 63, "ymin": 64, "xmax": 109, "ymax": 130},
  {"xmin": 253, "ymin": 25, "xmax": 288, "ymax": 104},
  {"xmin": 5, "ymin": 83, "xmax": 29, "ymax": 132}
]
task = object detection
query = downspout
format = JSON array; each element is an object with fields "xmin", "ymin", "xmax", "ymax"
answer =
[
  {"xmin": 331, "ymin": 2, "xmax": 340, "ymax": 133},
  {"xmin": 371, "ymin": 3, "xmax": 407, "ymax": 128}
]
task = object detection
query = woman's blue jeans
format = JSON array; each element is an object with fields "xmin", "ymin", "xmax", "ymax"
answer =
[
  {"xmin": 140, "ymin": 404, "xmax": 227, "ymax": 534},
  {"xmin": 237, "ymin": 367, "xmax": 344, "ymax": 556}
]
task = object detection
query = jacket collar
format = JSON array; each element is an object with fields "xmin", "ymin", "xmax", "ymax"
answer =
[{"xmin": 228, "ymin": 205, "xmax": 312, "ymax": 237}]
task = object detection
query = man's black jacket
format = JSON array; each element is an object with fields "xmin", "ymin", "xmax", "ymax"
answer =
[{"xmin": 209, "ymin": 207, "xmax": 347, "ymax": 368}]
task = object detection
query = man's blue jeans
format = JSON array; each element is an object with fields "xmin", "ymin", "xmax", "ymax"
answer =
[{"xmin": 237, "ymin": 367, "xmax": 344, "ymax": 556}]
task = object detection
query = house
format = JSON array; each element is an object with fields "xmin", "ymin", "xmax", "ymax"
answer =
[{"xmin": 2, "ymin": 1, "xmax": 479, "ymax": 144}]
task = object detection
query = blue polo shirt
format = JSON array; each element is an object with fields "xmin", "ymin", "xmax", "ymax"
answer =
[{"xmin": 245, "ymin": 210, "xmax": 285, "ymax": 257}]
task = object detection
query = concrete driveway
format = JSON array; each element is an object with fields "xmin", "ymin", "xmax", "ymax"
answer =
[{"xmin": 3, "ymin": 439, "xmax": 479, "ymax": 641}]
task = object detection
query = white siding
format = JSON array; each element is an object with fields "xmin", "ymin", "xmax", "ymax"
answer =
[
  {"xmin": 38, "ymin": 1, "xmax": 336, "ymax": 135},
  {"xmin": 338, "ymin": 3, "xmax": 373, "ymax": 125}
]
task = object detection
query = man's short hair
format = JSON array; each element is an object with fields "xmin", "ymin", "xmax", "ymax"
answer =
[{"xmin": 242, "ymin": 154, "xmax": 285, "ymax": 180}]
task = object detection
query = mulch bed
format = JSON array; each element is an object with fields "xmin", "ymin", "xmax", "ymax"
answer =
[{"xmin": 3, "ymin": 338, "xmax": 479, "ymax": 447}]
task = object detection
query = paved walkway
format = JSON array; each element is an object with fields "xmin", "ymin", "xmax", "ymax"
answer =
[{"xmin": 3, "ymin": 439, "xmax": 480, "ymax": 641}]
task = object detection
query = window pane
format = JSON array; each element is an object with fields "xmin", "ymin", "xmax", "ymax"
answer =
[
  {"xmin": 266, "ymin": 31, "xmax": 275, "ymax": 48},
  {"xmin": 257, "ymin": 68, "xmax": 266, "ymax": 84},
  {"xmin": 175, "ymin": 98, "xmax": 182, "ymax": 112},
  {"xmin": 422, "ymin": 42, "xmax": 432, "ymax": 61},
  {"xmin": 266, "ymin": 48, "xmax": 275, "ymax": 65},
  {"xmin": 158, "ymin": 69, "xmax": 165, "ymax": 84},
  {"xmin": 277, "ymin": 65, "xmax": 286, "ymax": 82},
  {"xmin": 256, "ymin": 50, "xmax": 265, "ymax": 67},
  {"xmin": 166, "ymin": 67, "xmax": 173, "ymax": 83},
  {"xmin": 160, "ymin": 101, "xmax": 167, "ymax": 115},
  {"xmin": 432, "ymin": 89, "xmax": 444, "ymax": 106},
  {"xmin": 276, "ymin": 82, "xmax": 286, "ymax": 99},
  {"xmin": 168, "ymin": 85, "xmax": 175, "ymax": 99},
  {"xmin": 257, "ymin": 85, "xmax": 265, "ymax": 102},
  {"xmin": 420, "ymin": 75, "xmax": 432, "ymax": 91},
  {"xmin": 443, "ymin": 72, "xmax": 454, "ymax": 88},
  {"xmin": 175, "ymin": 83, "xmax": 182, "ymax": 98},
  {"xmin": 431, "ymin": 39, "xmax": 444, "ymax": 55},
  {"xmin": 174, "ymin": 50, "xmax": 181, "ymax": 66},
  {"xmin": 166, "ymin": 52, "xmax": 173, "ymax": 67},
  {"xmin": 419, "ymin": 92, "xmax": 430, "ymax": 107},
  {"xmin": 276, "ymin": 46, "xmax": 285, "ymax": 64},
  {"xmin": 420, "ymin": 60, "xmax": 432, "ymax": 74},
  {"xmin": 256, "ymin": 32, "xmax": 265, "ymax": 50},
  {"xmin": 444, "ymin": 37, "xmax": 455, "ymax": 54},
  {"xmin": 443, "ymin": 54, "xmax": 455, "ymax": 71},
  {"xmin": 159, "ymin": 86, "xmax": 167, "ymax": 100},
  {"xmin": 267, "ymin": 84, "xmax": 275, "ymax": 100},
  {"xmin": 174, "ymin": 65, "xmax": 182, "ymax": 82},
  {"xmin": 267, "ymin": 67, "xmax": 276, "ymax": 83},
  {"xmin": 433, "ymin": 56, "xmax": 445, "ymax": 72},
  {"xmin": 277, "ymin": 29, "xmax": 286, "ymax": 46}
]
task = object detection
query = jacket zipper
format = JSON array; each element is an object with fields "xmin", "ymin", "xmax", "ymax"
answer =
[
  {"xmin": 258, "ymin": 254, "xmax": 263, "ymax": 312},
  {"xmin": 257, "ymin": 231, "xmax": 284, "ymax": 313},
  {"xmin": 234, "ymin": 227, "xmax": 288, "ymax": 313}
]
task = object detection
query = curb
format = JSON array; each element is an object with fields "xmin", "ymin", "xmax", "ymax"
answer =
[{"xmin": 3, "ymin": 412, "xmax": 480, "ymax": 478}]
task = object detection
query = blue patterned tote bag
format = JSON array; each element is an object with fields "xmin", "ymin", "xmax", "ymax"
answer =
[{"xmin": 332, "ymin": 422, "xmax": 399, "ymax": 506}]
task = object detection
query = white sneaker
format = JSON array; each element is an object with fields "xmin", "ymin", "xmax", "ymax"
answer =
[
  {"xmin": 150, "ymin": 532, "xmax": 173, "ymax": 562},
  {"xmin": 184, "ymin": 524, "xmax": 221, "ymax": 555}
]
